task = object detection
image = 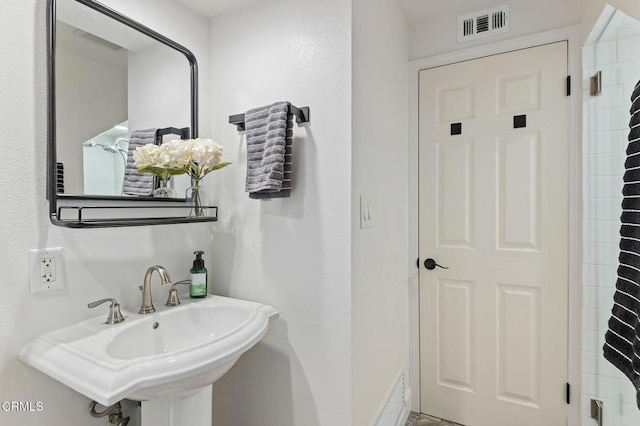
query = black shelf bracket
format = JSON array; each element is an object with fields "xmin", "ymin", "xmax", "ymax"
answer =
[
  {"xmin": 229, "ymin": 105, "xmax": 310, "ymax": 131},
  {"xmin": 155, "ymin": 127, "xmax": 190, "ymax": 143}
]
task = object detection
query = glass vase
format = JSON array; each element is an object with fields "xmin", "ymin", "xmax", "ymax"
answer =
[
  {"xmin": 186, "ymin": 179, "xmax": 208, "ymax": 218},
  {"xmin": 153, "ymin": 176, "xmax": 177, "ymax": 198}
]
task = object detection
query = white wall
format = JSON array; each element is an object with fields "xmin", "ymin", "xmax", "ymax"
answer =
[
  {"xmin": 582, "ymin": 9, "xmax": 640, "ymax": 426},
  {"xmin": 352, "ymin": 0, "xmax": 410, "ymax": 424},
  {"xmin": 207, "ymin": 0, "xmax": 353, "ymax": 425},
  {"xmin": 128, "ymin": 43, "xmax": 190, "ymax": 134},
  {"xmin": 409, "ymin": 0, "xmax": 581, "ymax": 60},
  {"xmin": 56, "ymin": 47, "xmax": 127, "ymax": 194},
  {"xmin": 0, "ymin": 1, "xmax": 210, "ymax": 425},
  {"xmin": 128, "ymin": 41, "xmax": 195, "ymax": 196}
]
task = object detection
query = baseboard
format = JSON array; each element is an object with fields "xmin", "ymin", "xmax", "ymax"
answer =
[
  {"xmin": 374, "ymin": 370, "xmax": 407, "ymax": 426},
  {"xmin": 396, "ymin": 387, "xmax": 411, "ymax": 426}
]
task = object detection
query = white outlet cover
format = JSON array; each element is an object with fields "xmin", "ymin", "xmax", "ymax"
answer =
[{"xmin": 29, "ymin": 248, "xmax": 65, "ymax": 294}]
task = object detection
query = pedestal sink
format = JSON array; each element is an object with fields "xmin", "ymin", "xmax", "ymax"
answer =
[{"xmin": 20, "ymin": 295, "xmax": 278, "ymax": 425}]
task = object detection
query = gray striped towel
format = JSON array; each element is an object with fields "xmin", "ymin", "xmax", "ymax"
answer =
[
  {"xmin": 604, "ymin": 79, "xmax": 640, "ymax": 408},
  {"xmin": 244, "ymin": 101, "xmax": 294, "ymax": 199},
  {"xmin": 122, "ymin": 128, "xmax": 156, "ymax": 196}
]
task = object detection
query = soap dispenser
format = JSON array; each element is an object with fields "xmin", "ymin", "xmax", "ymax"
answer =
[{"xmin": 190, "ymin": 251, "xmax": 207, "ymax": 298}]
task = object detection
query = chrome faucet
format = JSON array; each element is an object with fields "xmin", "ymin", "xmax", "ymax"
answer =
[
  {"xmin": 139, "ymin": 265, "xmax": 172, "ymax": 314},
  {"xmin": 88, "ymin": 298, "xmax": 125, "ymax": 324}
]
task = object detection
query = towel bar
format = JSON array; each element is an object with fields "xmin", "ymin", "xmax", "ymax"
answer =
[{"xmin": 229, "ymin": 105, "xmax": 310, "ymax": 131}]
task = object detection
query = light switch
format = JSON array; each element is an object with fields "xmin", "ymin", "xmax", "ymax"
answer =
[{"xmin": 360, "ymin": 196, "xmax": 373, "ymax": 229}]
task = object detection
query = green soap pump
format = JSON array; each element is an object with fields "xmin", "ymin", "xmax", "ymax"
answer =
[{"xmin": 190, "ymin": 251, "xmax": 207, "ymax": 298}]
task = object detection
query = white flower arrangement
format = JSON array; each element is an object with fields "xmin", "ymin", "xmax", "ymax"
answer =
[
  {"xmin": 185, "ymin": 138, "xmax": 230, "ymax": 181},
  {"xmin": 133, "ymin": 138, "xmax": 231, "ymax": 182}
]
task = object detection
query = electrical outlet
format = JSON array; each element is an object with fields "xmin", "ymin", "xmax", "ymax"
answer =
[
  {"xmin": 29, "ymin": 248, "xmax": 65, "ymax": 294},
  {"xmin": 39, "ymin": 257, "xmax": 56, "ymax": 283}
]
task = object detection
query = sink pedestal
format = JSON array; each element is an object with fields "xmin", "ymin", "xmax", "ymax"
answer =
[{"xmin": 140, "ymin": 385, "xmax": 212, "ymax": 426}]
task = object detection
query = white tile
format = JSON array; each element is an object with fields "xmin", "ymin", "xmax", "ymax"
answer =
[
  {"xmin": 584, "ymin": 264, "xmax": 597, "ymax": 286},
  {"xmin": 583, "ymin": 372, "xmax": 597, "ymax": 395},
  {"xmin": 600, "ymin": 308, "xmax": 613, "ymax": 331},
  {"xmin": 583, "ymin": 220, "xmax": 594, "ymax": 243},
  {"xmin": 582, "ymin": 308, "xmax": 611, "ymax": 331},
  {"xmin": 583, "ymin": 328, "xmax": 600, "ymax": 351},
  {"xmin": 584, "ymin": 107, "xmax": 597, "ymax": 134},
  {"xmin": 583, "ymin": 349, "xmax": 626, "ymax": 378},
  {"xmin": 601, "ymin": 63, "xmax": 624, "ymax": 88},
  {"xmin": 584, "ymin": 286, "xmax": 616, "ymax": 309},
  {"xmin": 583, "ymin": 349, "xmax": 598, "ymax": 375},
  {"xmin": 584, "ymin": 286, "xmax": 598, "ymax": 309},
  {"xmin": 623, "ymin": 82, "xmax": 638, "ymax": 109},
  {"xmin": 583, "ymin": 176, "xmax": 624, "ymax": 198},
  {"xmin": 621, "ymin": 401, "xmax": 640, "ymax": 425},
  {"xmin": 597, "ymin": 286, "xmax": 616, "ymax": 309},
  {"xmin": 597, "ymin": 41, "xmax": 618, "ymax": 66},
  {"xmin": 583, "ymin": 242, "xmax": 619, "ymax": 267},
  {"xmin": 596, "ymin": 265, "xmax": 619, "ymax": 288},
  {"xmin": 584, "ymin": 61, "xmax": 640, "ymax": 92},
  {"xmin": 581, "ymin": 414, "xmax": 623, "ymax": 426},
  {"xmin": 614, "ymin": 12, "xmax": 640, "ymax": 34},
  {"xmin": 586, "ymin": 130, "xmax": 627, "ymax": 156},
  {"xmin": 618, "ymin": 36, "xmax": 640, "ymax": 62},
  {"xmin": 589, "ymin": 85, "xmax": 625, "ymax": 111},
  {"xmin": 616, "ymin": 59, "xmax": 640, "ymax": 88},
  {"xmin": 591, "ymin": 373, "xmax": 623, "ymax": 402},
  {"xmin": 591, "ymin": 107, "xmax": 631, "ymax": 132},
  {"xmin": 584, "ymin": 152, "xmax": 626, "ymax": 176},
  {"xmin": 583, "ymin": 221, "xmax": 621, "ymax": 243},
  {"xmin": 584, "ymin": 45, "xmax": 596, "ymax": 68},
  {"xmin": 583, "ymin": 199, "xmax": 622, "ymax": 222}
]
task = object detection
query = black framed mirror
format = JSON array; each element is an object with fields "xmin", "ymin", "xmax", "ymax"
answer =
[{"xmin": 47, "ymin": 0, "xmax": 217, "ymax": 227}]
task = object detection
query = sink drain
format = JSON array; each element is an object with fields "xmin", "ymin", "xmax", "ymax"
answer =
[{"xmin": 152, "ymin": 322, "xmax": 159, "ymax": 329}]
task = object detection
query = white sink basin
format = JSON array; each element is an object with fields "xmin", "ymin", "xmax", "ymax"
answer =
[{"xmin": 20, "ymin": 295, "xmax": 278, "ymax": 406}]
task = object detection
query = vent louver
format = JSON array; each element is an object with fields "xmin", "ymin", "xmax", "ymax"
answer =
[
  {"xmin": 477, "ymin": 14, "xmax": 490, "ymax": 33},
  {"xmin": 463, "ymin": 18, "xmax": 474, "ymax": 36},
  {"xmin": 458, "ymin": 5, "xmax": 510, "ymax": 43}
]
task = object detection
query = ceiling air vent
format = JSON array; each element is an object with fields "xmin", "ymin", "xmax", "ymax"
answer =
[{"xmin": 458, "ymin": 4, "xmax": 510, "ymax": 43}]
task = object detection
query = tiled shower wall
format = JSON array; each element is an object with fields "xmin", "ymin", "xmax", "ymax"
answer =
[{"xmin": 582, "ymin": 17, "xmax": 640, "ymax": 426}]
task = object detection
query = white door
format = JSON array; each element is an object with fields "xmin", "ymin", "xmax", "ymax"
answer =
[{"xmin": 418, "ymin": 42, "xmax": 569, "ymax": 426}]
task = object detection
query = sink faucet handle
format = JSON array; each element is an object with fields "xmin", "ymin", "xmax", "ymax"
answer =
[
  {"xmin": 88, "ymin": 298, "xmax": 125, "ymax": 325},
  {"xmin": 165, "ymin": 280, "xmax": 191, "ymax": 307}
]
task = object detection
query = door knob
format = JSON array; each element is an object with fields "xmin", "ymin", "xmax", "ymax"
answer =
[{"xmin": 424, "ymin": 258, "xmax": 449, "ymax": 270}]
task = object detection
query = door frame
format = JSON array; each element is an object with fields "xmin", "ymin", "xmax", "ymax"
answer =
[{"xmin": 407, "ymin": 26, "xmax": 582, "ymax": 425}]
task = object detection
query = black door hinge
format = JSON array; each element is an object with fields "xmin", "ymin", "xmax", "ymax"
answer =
[
  {"xmin": 566, "ymin": 76, "xmax": 571, "ymax": 96},
  {"xmin": 566, "ymin": 383, "xmax": 571, "ymax": 404}
]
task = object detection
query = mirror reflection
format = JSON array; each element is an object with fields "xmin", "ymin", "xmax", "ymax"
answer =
[
  {"xmin": 81, "ymin": 121, "xmax": 128, "ymax": 195},
  {"xmin": 55, "ymin": 0, "xmax": 191, "ymax": 198}
]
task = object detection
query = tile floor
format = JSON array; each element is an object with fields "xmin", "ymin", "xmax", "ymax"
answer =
[{"xmin": 405, "ymin": 412, "xmax": 464, "ymax": 426}]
